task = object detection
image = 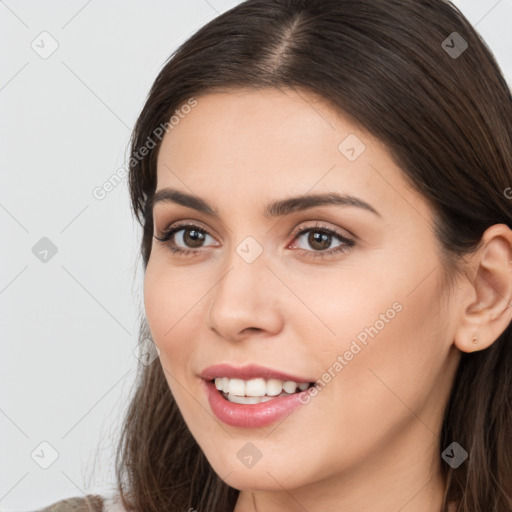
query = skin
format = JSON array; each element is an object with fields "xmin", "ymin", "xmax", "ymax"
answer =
[{"xmin": 143, "ymin": 87, "xmax": 512, "ymax": 512}]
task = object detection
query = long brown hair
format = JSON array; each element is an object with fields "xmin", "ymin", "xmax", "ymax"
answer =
[{"xmin": 109, "ymin": 1, "xmax": 512, "ymax": 510}]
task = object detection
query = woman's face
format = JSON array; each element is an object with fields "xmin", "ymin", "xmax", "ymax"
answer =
[{"xmin": 144, "ymin": 88, "xmax": 461, "ymax": 502}]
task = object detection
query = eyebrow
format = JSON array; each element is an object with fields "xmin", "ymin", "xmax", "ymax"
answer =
[{"xmin": 150, "ymin": 187, "xmax": 381, "ymax": 218}]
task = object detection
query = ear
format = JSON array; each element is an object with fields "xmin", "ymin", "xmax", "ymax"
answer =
[{"xmin": 453, "ymin": 223, "xmax": 512, "ymax": 353}]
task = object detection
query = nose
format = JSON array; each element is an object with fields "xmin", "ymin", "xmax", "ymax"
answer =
[{"xmin": 207, "ymin": 249, "xmax": 284, "ymax": 342}]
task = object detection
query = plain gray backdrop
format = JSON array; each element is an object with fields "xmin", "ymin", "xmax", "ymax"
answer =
[{"xmin": 1, "ymin": 1, "xmax": 511, "ymax": 510}]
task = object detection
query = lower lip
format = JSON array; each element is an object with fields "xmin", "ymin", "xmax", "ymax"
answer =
[{"xmin": 202, "ymin": 379, "xmax": 314, "ymax": 428}]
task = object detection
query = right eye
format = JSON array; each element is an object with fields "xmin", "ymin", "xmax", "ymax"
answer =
[{"xmin": 154, "ymin": 223, "xmax": 219, "ymax": 255}]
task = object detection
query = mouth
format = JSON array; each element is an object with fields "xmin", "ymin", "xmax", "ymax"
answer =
[
  {"xmin": 200, "ymin": 363, "xmax": 319, "ymax": 427},
  {"xmin": 210, "ymin": 377, "xmax": 317, "ymax": 404}
]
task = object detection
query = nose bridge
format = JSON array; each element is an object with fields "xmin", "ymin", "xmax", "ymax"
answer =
[
  {"xmin": 214, "ymin": 235, "xmax": 268, "ymax": 306},
  {"xmin": 208, "ymin": 235, "xmax": 282, "ymax": 338}
]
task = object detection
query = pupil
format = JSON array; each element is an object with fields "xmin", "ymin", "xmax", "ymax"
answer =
[
  {"xmin": 185, "ymin": 229, "xmax": 204, "ymax": 248},
  {"xmin": 309, "ymin": 231, "xmax": 330, "ymax": 250}
]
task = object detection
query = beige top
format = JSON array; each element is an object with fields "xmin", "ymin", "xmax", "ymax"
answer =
[{"xmin": 33, "ymin": 494, "xmax": 127, "ymax": 512}]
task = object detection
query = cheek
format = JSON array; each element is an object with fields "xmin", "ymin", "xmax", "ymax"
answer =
[
  {"xmin": 143, "ymin": 259, "xmax": 202, "ymax": 366},
  {"xmin": 320, "ymin": 268, "xmax": 448, "ymax": 424},
  {"xmin": 143, "ymin": 261, "xmax": 206, "ymax": 418},
  {"xmin": 285, "ymin": 272, "xmax": 449, "ymax": 476},
  {"xmin": 290, "ymin": 252, "xmax": 448, "ymax": 407}
]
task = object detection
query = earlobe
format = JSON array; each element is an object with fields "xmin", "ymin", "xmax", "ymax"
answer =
[{"xmin": 453, "ymin": 224, "xmax": 512, "ymax": 353}]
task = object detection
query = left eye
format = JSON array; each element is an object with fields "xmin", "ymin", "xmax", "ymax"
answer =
[
  {"xmin": 294, "ymin": 229, "xmax": 340, "ymax": 251},
  {"xmin": 289, "ymin": 225, "xmax": 355, "ymax": 256}
]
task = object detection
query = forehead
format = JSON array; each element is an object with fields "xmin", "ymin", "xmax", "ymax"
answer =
[{"xmin": 155, "ymin": 87, "xmax": 432, "ymax": 224}]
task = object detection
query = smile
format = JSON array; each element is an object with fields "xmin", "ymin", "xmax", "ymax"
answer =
[
  {"xmin": 203, "ymin": 379, "xmax": 317, "ymax": 427},
  {"xmin": 199, "ymin": 364, "xmax": 319, "ymax": 428},
  {"xmin": 213, "ymin": 377, "xmax": 314, "ymax": 404}
]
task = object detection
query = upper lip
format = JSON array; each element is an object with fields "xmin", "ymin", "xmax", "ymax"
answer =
[{"xmin": 200, "ymin": 363, "xmax": 315, "ymax": 383}]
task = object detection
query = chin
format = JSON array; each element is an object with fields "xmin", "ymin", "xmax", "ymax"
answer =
[{"xmin": 202, "ymin": 449, "xmax": 312, "ymax": 491}]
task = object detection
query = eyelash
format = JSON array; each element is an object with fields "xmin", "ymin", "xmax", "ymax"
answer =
[{"xmin": 154, "ymin": 221, "xmax": 355, "ymax": 259}]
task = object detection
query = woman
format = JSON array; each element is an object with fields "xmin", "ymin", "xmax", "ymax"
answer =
[{"xmin": 38, "ymin": 0, "xmax": 512, "ymax": 511}]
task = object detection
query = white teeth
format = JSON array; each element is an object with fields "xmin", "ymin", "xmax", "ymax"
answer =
[
  {"xmin": 226, "ymin": 395, "xmax": 262, "ymax": 404},
  {"xmin": 283, "ymin": 380, "xmax": 297, "ymax": 394},
  {"xmin": 225, "ymin": 391, "xmax": 293, "ymax": 404},
  {"xmin": 267, "ymin": 379, "xmax": 283, "ymax": 396},
  {"xmin": 245, "ymin": 378, "xmax": 266, "ymax": 396},
  {"xmin": 228, "ymin": 378, "xmax": 246, "ymax": 396},
  {"xmin": 213, "ymin": 376, "xmax": 311, "ymax": 398}
]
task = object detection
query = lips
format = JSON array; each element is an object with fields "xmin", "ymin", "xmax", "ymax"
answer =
[
  {"xmin": 200, "ymin": 363, "xmax": 315, "ymax": 428},
  {"xmin": 202, "ymin": 379, "xmax": 315, "ymax": 427},
  {"xmin": 199, "ymin": 363, "xmax": 315, "ymax": 383}
]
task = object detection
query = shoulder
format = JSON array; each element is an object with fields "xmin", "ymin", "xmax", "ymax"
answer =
[{"xmin": 33, "ymin": 494, "xmax": 127, "ymax": 512}]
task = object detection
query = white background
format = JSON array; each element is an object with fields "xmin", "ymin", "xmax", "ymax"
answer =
[{"xmin": 1, "ymin": 1, "xmax": 511, "ymax": 510}]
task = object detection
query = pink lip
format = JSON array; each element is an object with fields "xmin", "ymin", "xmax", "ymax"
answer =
[
  {"xmin": 202, "ymin": 379, "xmax": 315, "ymax": 428},
  {"xmin": 199, "ymin": 363, "xmax": 314, "ymax": 383}
]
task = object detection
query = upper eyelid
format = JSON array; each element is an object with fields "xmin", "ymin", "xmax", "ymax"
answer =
[
  {"xmin": 158, "ymin": 220, "xmax": 217, "ymax": 239},
  {"xmin": 290, "ymin": 222, "xmax": 354, "ymax": 240}
]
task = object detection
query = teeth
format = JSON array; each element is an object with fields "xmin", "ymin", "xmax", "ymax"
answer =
[
  {"xmin": 245, "ymin": 378, "xmax": 266, "ymax": 396},
  {"xmin": 283, "ymin": 380, "xmax": 297, "ymax": 393},
  {"xmin": 227, "ymin": 395, "xmax": 269, "ymax": 404},
  {"xmin": 228, "ymin": 378, "xmax": 246, "ymax": 396},
  {"xmin": 267, "ymin": 378, "xmax": 283, "ymax": 396},
  {"xmin": 213, "ymin": 376, "xmax": 311, "ymax": 398},
  {"xmin": 225, "ymin": 390, "xmax": 293, "ymax": 404}
]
